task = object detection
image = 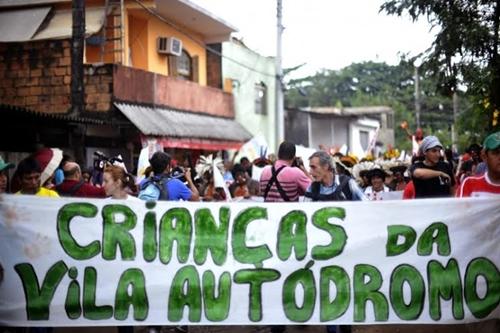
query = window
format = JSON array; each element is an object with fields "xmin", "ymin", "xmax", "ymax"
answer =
[
  {"xmin": 168, "ymin": 49, "xmax": 198, "ymax": 82},
  {"xmin": 387, "ymin": 113, "xmax": 394, "ymax": 129},
  {"xmin": 360, "ymin": 130, "xmax": 369, "ymax": 150},
  {"xmin": 255, "ymin": 82, "xmax": 267, "ymax": 114},
  {"xmin": 177, "ymin": 50, "xmax": 192, "ymax": 79}
]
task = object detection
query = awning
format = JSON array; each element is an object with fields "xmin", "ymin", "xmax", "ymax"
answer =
[
  {"xmin": 0, "ymin": 6, "xmax": 51, "ymax": 42},
  {"xmin": 115, "ymin": 102, "xmax": 252, "ymax": 150},
  {"xmin": 32, "ymin": 7, "xmax": 106, "ymax": 41},
  {"xmin": 0, "ymin": 1, "xmax": 71, "ymax": 8},
  {"xmin": 156, "ymin": 138, "xmax": 247, "ymax": 150},
  {"xmin": 0, "ymin": 104, "xmax": 109, "ymax": 125},
  {"xmin": 0, "ymin": 7, "xmax": 105, "ymax": 42}
]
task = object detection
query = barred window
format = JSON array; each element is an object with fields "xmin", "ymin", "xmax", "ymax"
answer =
[
  {"xmin": 177, "ymin": 50, "xmax": 192, "ymax": 79},
  {"xmin": 386, "ymin": 113, "xmax": 394, "ymax": 129}
]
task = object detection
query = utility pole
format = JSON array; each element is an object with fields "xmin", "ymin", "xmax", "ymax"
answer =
[
  {"xmin": 414, "ymin": 65, "xmax": 421, "ymax": 129},
  {"xmin": 71, "ymin": 0, "xmax": 85, "ymax": 116},
  {"xmin": 275, "ymin": 0, "xmax": 285, "ymax": 150},
  {"xmin": 71, "ymin": 0, "xmax": 86, "ymax": 164}
]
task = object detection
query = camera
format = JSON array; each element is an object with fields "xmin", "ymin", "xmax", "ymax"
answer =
[
  {"xmin": 292, "ymin": 157, "xmax": 304, "ymax": 168},
  {"xmin": 93, "ymin": 151, "xmax": 123, "ymax": 171},
  {"xmin": 170, "ymin": 166, "xmax": 186, "ymax": 183}
]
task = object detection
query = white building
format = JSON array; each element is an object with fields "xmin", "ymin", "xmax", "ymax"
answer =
[
  {"xmin": 222, "ymin": 38, "xmax": 277, "ymax": 153},
  {"xmin": 285, "ymin": 106, "xmax": 395, "ymax": 158}
]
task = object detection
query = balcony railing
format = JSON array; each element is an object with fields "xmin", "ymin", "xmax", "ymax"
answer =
[{"xmin": 113, "ymin": 65, "xmax": 235, "ymax": 118}]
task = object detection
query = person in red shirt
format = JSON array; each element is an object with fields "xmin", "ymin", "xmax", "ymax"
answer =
[
  {"xmin": 457, "ymin": 131, "xmax": 500, "ymax": 197},
  {"xmin": 56, "ymin": 161, "xmax": 106, "ymax": 198},
  {"xmin": 402, "ymin": 180, "xmax": 415, "ymax": 199}
]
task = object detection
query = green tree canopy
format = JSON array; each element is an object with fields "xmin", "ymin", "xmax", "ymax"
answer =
[
  {"xmin": 381, "ymin": 0, "xmax": 500, "ymax": 132},
  {"xmin": 285, "ymin": 60, "xmax": 477, "ymax": 151}
]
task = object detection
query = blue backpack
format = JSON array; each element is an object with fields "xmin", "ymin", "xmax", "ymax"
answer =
[{"xmin": 138, "ymin": 176, "xmax": 170, "ymax": 201}]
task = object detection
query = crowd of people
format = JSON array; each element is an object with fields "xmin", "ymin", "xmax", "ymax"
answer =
[
  {"xmin": 0, "ymin": 132, "xmax": 498, "ymax": 333},
  {"xmin": 0, "ymin": 132, "xmax": 499, "ymax": 204}
]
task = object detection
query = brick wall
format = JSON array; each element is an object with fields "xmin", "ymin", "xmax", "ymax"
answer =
[
  {"xmin": 0, "ymin": 40, "xmax": 112, "ymax": 114},
  {"xmin": 0, "ymin": 39, "xmax": 232, "ymax": 117},
  {"xmin": 83, "ymin": 64, "xmax": 113, "ymax": 112}
]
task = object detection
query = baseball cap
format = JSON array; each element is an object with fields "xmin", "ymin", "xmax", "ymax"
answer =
[
  {"xmin": 0, "ymin": 157, "xmax": 15, "ymax": 172},
  {"xmin": 483, "ymin": 131, "xmax": 500, "ymax": 151}
]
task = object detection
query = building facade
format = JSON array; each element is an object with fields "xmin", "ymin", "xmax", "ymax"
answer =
[
  {"xmin": 285, "ymin": 106, "xmax": 395, "ymax": 158},
  {"xmin": 222, "ymin": 38, "xmax": 276, "ymax": 153},
  {"xmin": 0, "ymin": 0, "xmax": 251, "ymax": 170}
]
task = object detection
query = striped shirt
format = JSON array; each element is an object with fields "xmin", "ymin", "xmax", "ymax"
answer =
[
  {"xmin": 456, "ymin": 173, "xmax": 500, "ymax": 197},
  {"xmin": 259, "ymin": 160, "xmax": 311, "ymax": 202}
]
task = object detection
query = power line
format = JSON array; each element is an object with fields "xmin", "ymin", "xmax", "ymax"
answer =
[{"xmin": 133, "ymin": 0, "xmax": 275, "ymax": 78}]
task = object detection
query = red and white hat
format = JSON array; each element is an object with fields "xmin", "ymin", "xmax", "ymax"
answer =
[{"xmin": 33, "ymin": 148, "xmax": 63, "ymax": 185}]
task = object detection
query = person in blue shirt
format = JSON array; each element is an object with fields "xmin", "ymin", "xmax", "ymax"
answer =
[
  {"xmin": 304, "ymin": 150, "xmax": 366, "ymax": 202},
  {"xmin": 139, "ymin": 151, "xmax": 199, "ymax": 201},
  {"xmin": 303, "ymin": 150, "xmax": 363, "ymax": 333}
]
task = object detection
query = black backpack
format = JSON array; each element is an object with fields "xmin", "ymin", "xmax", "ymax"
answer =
[{"xmin": 305, "ymin": 173, "xmax": 353, "ymax": 201}]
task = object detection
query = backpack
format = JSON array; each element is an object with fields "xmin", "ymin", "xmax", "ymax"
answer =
[
  {"xmin": 305, "ymin": 174, "xmax": 353, "ymax": 202},
  {"xmin": 138, "ymin": 176, "xmax": 170, "ymax": 201}
]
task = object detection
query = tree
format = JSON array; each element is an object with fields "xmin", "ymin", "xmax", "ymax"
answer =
[
  {"xmin": 286, "ymin": 61, "xmax": 412, "ymax": 109},
  {"xmin": 285, "ymin": 61, "xmax": 462, "ymax": 150},
  {"xmin": 381, "ymin": 0, "xmax": 500, "ymax": 132}
]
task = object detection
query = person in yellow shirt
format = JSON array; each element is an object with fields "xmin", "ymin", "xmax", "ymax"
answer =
[{"xmin": 15, "ymin": 157, "xmax": 59, "ymax": 197}]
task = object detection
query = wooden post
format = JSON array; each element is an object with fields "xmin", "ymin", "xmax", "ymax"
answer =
[
  {"xmin": 71, "ymin": 0, "xmax": 85, "ymax": 117},
  {"xmin": 71, "ymin": 0, "xmax": 86, "ymax": 165}
]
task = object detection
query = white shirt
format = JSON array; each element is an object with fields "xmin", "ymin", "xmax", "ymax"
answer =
[{"xmin": 364, "ymin": 185, "xmax": 390, "ymax": 201}]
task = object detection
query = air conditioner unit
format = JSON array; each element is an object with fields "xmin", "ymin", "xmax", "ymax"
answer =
[{"xmin": 157, "ymin": 37, "xmax": 182, "ymax": 56}]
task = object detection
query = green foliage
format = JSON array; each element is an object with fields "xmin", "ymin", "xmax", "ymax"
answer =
[
  {"xmin": 285, "ymin": 53, "xmax": 492, "ymax": 152},
  {"xmin": 456, "ymin": 98, "xmax": 490, "ymax": 150},
  {"xmin": 285, "ymin": 61, "xmax": 462, "ymax": 150},
  {"xmin": 381, "ymin": 0, "xmax": 500, "ymax": 132},
  {"xmin": 285, "ymin": 1, "xmax": 498, "ymax": 151},
  {"xmin": 286, "ymin": 61, "xmax": 414, "ymax": 109}
]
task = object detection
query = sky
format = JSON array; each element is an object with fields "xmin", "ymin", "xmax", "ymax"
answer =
[{"xmin": 190, "ymin": 0, "xmax": 437, "ymax": 78}]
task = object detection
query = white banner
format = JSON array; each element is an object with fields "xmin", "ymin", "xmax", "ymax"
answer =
[{"xmin": 0, "ymin": 195, "xmax": 499, "ymax": 326}]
